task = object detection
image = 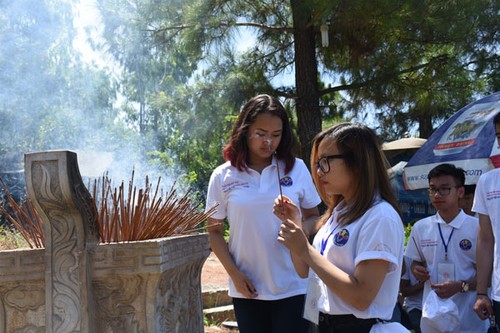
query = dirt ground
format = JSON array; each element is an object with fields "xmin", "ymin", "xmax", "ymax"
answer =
[
  {"xmin": 201, "ymin": 251, "xmax": 230, "ymax": 292},
  {"xmin": 202, "ymin": 252, "xmax": 239, "ymax": 332}
]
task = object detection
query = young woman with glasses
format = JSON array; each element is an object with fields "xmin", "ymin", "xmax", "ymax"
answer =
[{"xmin": 273, "ymin": 122, "xmax": 405, "ymax": 332}]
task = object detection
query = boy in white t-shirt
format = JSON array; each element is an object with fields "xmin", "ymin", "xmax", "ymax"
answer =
[{"xmin": 405, "ymin": 163, "xmax": 488, "ymax": 332}]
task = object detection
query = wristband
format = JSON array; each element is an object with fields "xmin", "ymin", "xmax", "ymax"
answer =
[{"xmin": 476, "ymin": 293, "xmax": 489, "ymax": 297}]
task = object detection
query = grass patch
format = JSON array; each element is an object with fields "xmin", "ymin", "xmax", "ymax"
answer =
[{"xmin": 0, "ymin": 225, "xmax": 30, "ymax": 250}]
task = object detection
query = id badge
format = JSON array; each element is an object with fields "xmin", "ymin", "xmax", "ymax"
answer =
[
  {"xmin": 437, "ymin": 262, "xmax": 455, "ymax": 283},
  {"xmin": 303, "ymin": 272, "xmax": 321, "ymax": 325}
]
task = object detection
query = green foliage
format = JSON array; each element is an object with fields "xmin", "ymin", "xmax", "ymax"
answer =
[
  {"xmin": 319, "ymin": 0, "xmax": 498, "ymax": 139},
  {"xmin": 0, "ymin": 225, "xmax": 29, "ymax": 250},
  {"xmin": 224, "ymin": 221, "xmax": 230, "ymax": 242},
  {"xmin": 95, "ymin": 0, "xmax": 499, "ymax": 208},
  {"xmin": 0, "ymin": 0, "xmax": 495, "ymax": 225},
  {"xmin": 404, "ymin": 222, "xmax": 414, "ymax": 247}
]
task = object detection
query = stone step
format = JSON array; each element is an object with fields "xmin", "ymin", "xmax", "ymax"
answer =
[
  {"xmin": 202, "ymin": 287, "xmax": 236, "ymax": 326},
  {"xmin": 203, "ymin": 304, "xmax": 236, "ymax": 325},
  {"xmin": 202, "ymin": 287, "xmax": 232, "ymax": 308}
]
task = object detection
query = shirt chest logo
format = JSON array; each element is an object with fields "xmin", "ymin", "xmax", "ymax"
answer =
[
  {"xmin": 279, "ymin": 176, "xmax": 293, "ymax": 187},
  {"xmin": 334, "ymin": 229, "xmax": 349, "ymax": 246},
  {"xmin": 459, "ymin": 239, "xmax": 472, "ymax": 251}
]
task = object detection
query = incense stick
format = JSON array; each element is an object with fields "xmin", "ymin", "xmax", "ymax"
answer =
[
  {"xmin": 411, "ymin": 236, "xmax": 426, "ymax": 266},
  {"xmin": 275, "ymin": 153, "xmax": 285, "ymax": 217}
]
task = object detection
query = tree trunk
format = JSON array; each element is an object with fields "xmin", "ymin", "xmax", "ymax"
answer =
[
  {"xmin": 290, "ymin": 0, "xmax": 322, "ymax": 167},
  {"xmin": 418, "ymin": 111, "xmax": 433, "ymax": 138}
]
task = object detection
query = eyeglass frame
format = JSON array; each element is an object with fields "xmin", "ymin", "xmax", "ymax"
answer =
[
  {"xmin": 315, "ymin": 154, "xmax": 350, "ymax": 173},
  {"xmin": 427, "ymin": 185, "xmax": 462, "ymax": 196}
]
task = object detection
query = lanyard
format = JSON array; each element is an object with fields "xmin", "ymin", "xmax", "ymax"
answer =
[
  {"xmin": 320, "ymin": 223, "xmax": 340, "ymax": 255},
  {"xmin": 438, "ymin": 224, "xmax": 455, "ymax": 261}
]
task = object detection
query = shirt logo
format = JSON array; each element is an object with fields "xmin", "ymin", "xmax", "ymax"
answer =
[
  {"xmin": 421, "ymin": 239, "xmax": 438, "ymax": 248},
  {"xmin": 280, "ymin": 176, "xmax": 293, "ymax": 187},
  {"xmin": 334, "ymin": 229, "xmax": 349, "ymax": 246},
  {"xmin": 221, "ymin": 181, "xmax": 249, "ymax": 192},
  {"xmin": 459, "ymin": 239, "xmax": 472, "ymax": 251},
  {"xmin": 486, "ymin": 190, "xmax": 500, "ymax": 200}
]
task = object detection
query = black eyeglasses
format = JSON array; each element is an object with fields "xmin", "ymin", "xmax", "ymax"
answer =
[
  {"xmin": 315, "ymin": 154, "xmax": 349, "ymax": 173},
  {"xmin": 428, "ymin": 186, "xmax": 460, "ymax": 196}
]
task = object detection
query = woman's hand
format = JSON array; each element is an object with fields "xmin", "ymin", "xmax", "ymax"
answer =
[
  {"xmin": 277, "ymin": 218, "xmax": 309, "ymax": 258},
  {"xmin": 230, "ymin": 270, "xmax": 258, "ymax": 299},
  {"xmin": 207, "ymin": 217, "xmax": 258, "ymax": 299},
  {"xmin": 273, "ymin": 195, "xmax": 301, "ymax": 226}
]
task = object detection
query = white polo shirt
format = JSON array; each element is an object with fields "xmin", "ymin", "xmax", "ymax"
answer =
[
  {"xmin": 206, "ymin": 158, "xmax": 321, "ymax": 300},
  {"xmin": 312, "ymin": 199, "xmax": 404, "ymax": 320},
  {"xmin": 405, "ymin": 211, "xmax": 488, "ymax": 332},
  {"xmin": 473, "ymin": 168, "xmax": 500, "ymax": 301}
]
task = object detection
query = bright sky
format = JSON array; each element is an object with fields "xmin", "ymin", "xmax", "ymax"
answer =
[{"xmin": 73, "ymin": 0, "xmax": 112, "ymax": 68}]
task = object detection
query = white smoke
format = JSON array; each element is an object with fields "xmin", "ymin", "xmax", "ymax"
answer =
[{"xmin": 0, "ymin": 0, "xmax": 179, "ymax": 195}]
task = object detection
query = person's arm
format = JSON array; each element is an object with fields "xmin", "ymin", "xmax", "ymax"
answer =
[
  {"xmin": 274, "ymin": 196, "xmax": 318, "ymax": 277},
  {"xmin": 473, "ymin": 213, "xmax": 494, "ymax": 320},
  {"xmin": 405, "ymin": 223, "xmax": 429, "ymax": 283},
  {"xmin": 278, "ymin": 218, "xmax": 310, "ymax": 277},
  {"xmin": 289, "ymin": 206, "xmax": 320, "ymax": 278},
  {"xmin": 301, "ymin": 206, "xmax": 321, "ymax": 239},
  {"xmin": 400, "ymin": 278, "xmax": 424, "ymax": 298},
  {"xmin": 306, "ymin": 242, "xmax": 388, "ymax": 311},
  {"xmin": 431, "ymin": 277, "xmax": 477, "ymax": 299},
  {"xmin": 278, "ymin": 218, "xmax": 389, "ymax": 311},
  {"xmin": 207, "ymin": 217, "xmax": 257, "ymax": 298}
]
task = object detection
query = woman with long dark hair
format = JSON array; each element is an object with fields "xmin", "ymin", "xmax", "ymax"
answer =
[
  {"xmin": 274, "ymin": 123, "xmax": 405, "ymax": 332},
  {"xmin": 206, "ymin": 94, "xmax": 321, "ymax": 333}
]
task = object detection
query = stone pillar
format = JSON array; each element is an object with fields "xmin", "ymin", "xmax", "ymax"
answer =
[{"xmin": 25, "ymin": 151, "xmax": 99, "ymax": 333}]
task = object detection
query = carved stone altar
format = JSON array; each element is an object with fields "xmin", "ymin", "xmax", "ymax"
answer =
[{"xmin": 0, "ymin": 151, "xmax": 210, "ymax": 333}]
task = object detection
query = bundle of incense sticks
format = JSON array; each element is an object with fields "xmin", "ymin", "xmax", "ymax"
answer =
[
  {"xmin": 0, "ymin": 178, "xmax": 44, "ymax": 249},
  {"xmin": 91, "ymin": 172, "xmax": 217, "ymax": 242},
  {"xmin": 0, "ymin": 172, "xmax": 217, "ymax": 248}
]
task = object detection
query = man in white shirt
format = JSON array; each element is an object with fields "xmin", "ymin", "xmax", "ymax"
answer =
[
  {"xmin": 405, "ymin": 163, "xmax": 488, "ymax": 332},
  {"xmin": 473, "ymin": 111, "xmax": 500, "ymax": 329}
]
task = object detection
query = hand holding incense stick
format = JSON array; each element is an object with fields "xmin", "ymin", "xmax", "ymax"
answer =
[{"xmin": 410, "ymin": 235, "xmax": 430, "ymax": 283}]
